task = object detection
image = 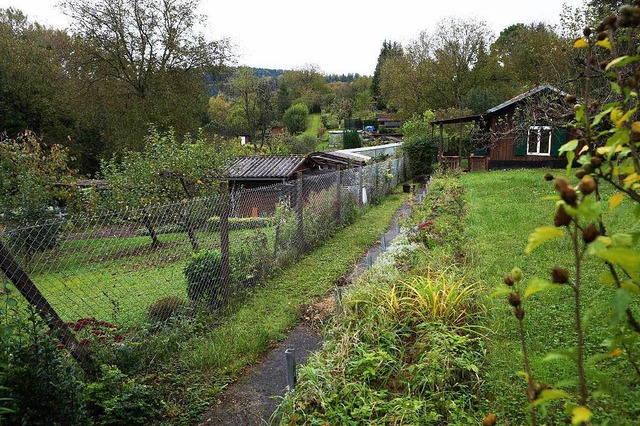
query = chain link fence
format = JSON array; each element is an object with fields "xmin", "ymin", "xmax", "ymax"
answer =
[{"xmin": 0, "ymin": 157, "xmax": 406, "ymax": 332}]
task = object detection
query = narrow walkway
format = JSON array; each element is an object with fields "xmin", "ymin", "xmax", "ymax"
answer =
[{"xmin": 199, "ymin": 188, "xmax": 426, "ymax": 426}]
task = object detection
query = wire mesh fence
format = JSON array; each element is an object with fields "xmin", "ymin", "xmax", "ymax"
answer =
[{"xmin": 0, "ymin": 157, "xmax": 406, "ymax": 333}]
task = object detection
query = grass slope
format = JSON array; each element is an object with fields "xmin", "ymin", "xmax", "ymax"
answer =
[{"xmin": 462, "ymin": 169, "xmax": 639, "ymax": 424}]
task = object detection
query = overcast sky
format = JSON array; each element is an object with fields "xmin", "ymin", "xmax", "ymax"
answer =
[{"xmin": 0, "ymin": 0, "xmax": 586, "ymax": 75}]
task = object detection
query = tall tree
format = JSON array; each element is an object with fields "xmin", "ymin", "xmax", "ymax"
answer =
[
  {"xmin": 371, "ymin": 40, "xmax": 403, "ymax": 110},
  {"xmin": 60, "ymin": 0, "xmax": 232, "ymax": 157}
]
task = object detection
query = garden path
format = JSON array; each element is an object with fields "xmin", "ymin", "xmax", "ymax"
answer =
[{"xmin": 199, "ymin": 190, "xmax": 423, "ymax": 425}]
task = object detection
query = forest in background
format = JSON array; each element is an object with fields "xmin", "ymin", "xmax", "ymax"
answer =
[{"xmin": 0, "ymin": 0, "xmax": 624, "ymax": 175}]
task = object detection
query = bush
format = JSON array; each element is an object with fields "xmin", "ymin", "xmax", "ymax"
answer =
[
  {"xmin": 321, "ymin": 114, "xmax": 339, "ymax": 130},
  {"xmin": 1, "ymin": 306, "xmax": 85, "ymax": 425},
  {"xmin": 147, "ymin": 297, "xmax": 188, "ymax": 323},
  {"xmin": 283, "ymin": 103, "xmax": 309, "ymax": 134},
  {"xmin": 84, "ymin": 365, "xmax": 160, "ymax": 425},
  {"xmin": 342, "ymin": 129, "xmax": 361, "ymax": 149},
  {"xmin": 184, "ymin": 250, "xmax": 226, "ymax": 308},
  {"xmin": 403, "ymin": 134, "xmax": 438, "ymax": 178},
  {"xmin": 184, "ymin": 234, "xmax": 269, "ymax": 309},
  {"xmin": 288, "ymin": 134, "xmax": 318, "ymax": 154}
]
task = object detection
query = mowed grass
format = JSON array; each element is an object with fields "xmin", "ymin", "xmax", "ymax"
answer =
[
  {"xmin": 22, "ymin": 227, "xmax": 277, "ymax": 326},
  {"xmin": 304, "ymin": 113, "xmax": 321, "ymax": 138},
  {"xmin": 462, "ymin": 169, "xmax": 640, "ymax": 423}
]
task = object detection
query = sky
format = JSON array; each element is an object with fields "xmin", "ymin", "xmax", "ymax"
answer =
[{"xmin": 0, "ymin": 0, "xmax": 587, "ymax": 76}]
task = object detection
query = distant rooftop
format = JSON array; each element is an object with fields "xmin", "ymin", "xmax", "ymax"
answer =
[{"xmin": 225, "ymin": 155, "xmax": 308, "ymax": 180}]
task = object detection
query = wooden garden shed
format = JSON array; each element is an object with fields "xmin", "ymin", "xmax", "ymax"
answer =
[{"xmin": 431, "ymin": 85, "xmax": 572, "ymax": 171}]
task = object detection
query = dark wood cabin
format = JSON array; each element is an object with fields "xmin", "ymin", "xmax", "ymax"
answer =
[{"xmin": 431, "ymin": 85, "xmax": 572, "ymax": 170}]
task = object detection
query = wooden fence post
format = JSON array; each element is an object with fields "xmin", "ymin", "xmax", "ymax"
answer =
[
  {"xmin": 296, "ymin": 172, "xmax": 305, "ymax": 253},
  {"xmin": 336, "ymin": 166, "xmax": 342, "ymax": 226},
  {"xmin": 0, "ymin": 242, "xmax": 92, "ymax": 369},
  {"xmin": 220, "ymin": 182, "xmax": 230, "ymax": 288}
]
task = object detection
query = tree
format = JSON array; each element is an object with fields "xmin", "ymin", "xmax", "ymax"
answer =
[
  {"xmin": 228, "ymin": 67, "xmax": 276, "ymax": 151},
  {"xmin": 283, "ymin": 103, "xmax": 309, "ymax": 135},
  {"xmin": 491, "ymin": 23, "xmax": 572, "ymax": 89},
  {"xmin": 0, "ymin": 131, "xmax": 76, "ymax": 259},
  {"xmin": 60, "ymin": 0, "xmax": 232, "ymax": 157},
  {"xmin": 378, "ymin": 18, "xmax": 496, "ymax": 117},
  {"xmin": 280, "ymin": 66, "xmax": 331, "ymax": 113},
  {"xmin": 371, "ymin": 40, "xmax": 403, "ymax": 109},
  {"xmin": 100, "ymin": 127, "xmax": 234, "ymax": 249}
]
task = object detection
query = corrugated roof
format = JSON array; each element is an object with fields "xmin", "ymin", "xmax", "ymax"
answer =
[
  {"xmin": 486, "ymin": 84, "xmax": 567, "ymax": 114},
  {"xmin": 225, "ymin": 155, "xmax": 307, "ymax": 180}
]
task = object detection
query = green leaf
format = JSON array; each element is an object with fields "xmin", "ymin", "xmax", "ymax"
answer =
[
  {"xmin": 595, "ymin": 247, "xmax": 640, "ymax": 277},
  {"xmin": 611, "ymin": 288, "xmax": 632, "ymax": 317},
  {"xmin": 612, "ymin": 233, "xmax": 633, "ymax": 248},
  {"xmin": 531, "ymin": 389, "xmax": 572, "ymax": 407},
  {"xmin": 525, "ymin": 227, "xmax": 565, "ymax": 254},
  {"xmin": 598, "ymin": 271, "xmax": 616, "ymax": 286},
  {"xmin": 566, "ymin": 151, "xmax": 576, "ymax": 176},
  {"xmin": 543, "ymin": 348, "xmax": 577, "ymax": 362},
  {"xmin": 621, "ymin": 280, "xmax": 640, "ymax": 294},
  {"xmin": 605, "ymin": 55, "xmax": 639, "ymax": 70},
  {"xmin": 524, "ymin": 277, "xmax": 563, "ymax": 299},
  {"xmin": 559, "ymin": 139, "xmax": 579, "ymax": 154},
  {"xmin": 577, "ymin": 195, "xmax": 602, "ymax": 221},
  {"xmin": 491, "ymin": 284, "xmax": 514, "ymax": 298},
  {"xmin": 571, "ymin": 406, "xmax": 592, "ymax": 425},
  {"xmin": 591, "ymin": 106, "xmax": 613, "ymax": 127}
]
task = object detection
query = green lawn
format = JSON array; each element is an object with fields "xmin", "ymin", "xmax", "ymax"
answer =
[
  {"xmin": 462, "ymin": 169, "xmax": 640, "ymax": 424},
  {"xmin": 21, "ymin": 226, "xmax": 277, "ymax": 326},
  {"xmin": 304, "ymin": 113, "xmax": 321, "ymax": 137}
]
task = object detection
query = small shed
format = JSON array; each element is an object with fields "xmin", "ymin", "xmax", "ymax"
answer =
[
  {"xmin": 430, "ymin": 85, "xmax": 571, "ymax": 170},
  {"xmin": 224, "ymin": 155, "xmax": 310, "ymax": 217},
  {"xmin": 308, "ymin": 151, "xmax": 369, "ymax": 171}
]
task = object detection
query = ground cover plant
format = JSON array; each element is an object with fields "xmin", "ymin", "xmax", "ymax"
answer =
[{"xmin": 276, "ymin": 174, "xmax": 487, "ymax": 424}]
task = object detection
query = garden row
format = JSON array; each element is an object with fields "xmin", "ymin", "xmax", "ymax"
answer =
[{"xmin": 275, "ymin": 173, "xmax": 487, "ymax": 424}]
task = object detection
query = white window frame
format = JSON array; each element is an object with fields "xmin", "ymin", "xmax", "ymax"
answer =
[{"xmin": 527, "ymin": 126, "xmax": 552, "ymax": 156}]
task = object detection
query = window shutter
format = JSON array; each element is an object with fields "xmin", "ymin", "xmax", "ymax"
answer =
[
  {"xmin": 551, "ymin": 127, "xmax": 568, "ymax": 157},
  {"xmin": 514, "ymin": 129, "xmax": 527, "ymax": 156}
]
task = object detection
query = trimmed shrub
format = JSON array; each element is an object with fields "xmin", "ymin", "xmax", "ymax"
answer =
[
  {"xmin": 283, "ymin": 103, "xmax": 309, "ymax": 134},
  {"xmin": 403, "ymin": 134, "xmax": 438, "ymax": 178},
  {"xmin": 342, "ymin": 129, "xmax": 361, "ymax": 149},
  {"xmin": 184, "ymin": 250, "xmax": 226, "ymax": 308}
]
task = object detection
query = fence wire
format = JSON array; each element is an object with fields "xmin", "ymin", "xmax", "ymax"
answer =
[{"xmin": 0, "ymin": 157, "xmax": 405, "ymax": 329}]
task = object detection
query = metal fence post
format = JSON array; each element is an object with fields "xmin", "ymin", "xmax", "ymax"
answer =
[
  {"xmin": 285, "ymin": 348, "xmax": 296, "ymax": 391},
  {"xmin": 220, "ymin": 182, "xmax": 231, "ymax": 288},
  {"xmin": 336, "ymin": 165, "xmax": 342, "ymax": 226},
  {"xmin": 374, "ymin": 162, "xmax": 379, "ymax": 199},
  {"xmin": 358, "ymin": 166, "xmax": 364, "ymax": 209},
  {"xmin": 0, "ymin": 242, "xmax": 92, "ymax": 368},
  {"xmin": 296, "ymin": 172, "xmax": 305, "ymax": 253}
]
